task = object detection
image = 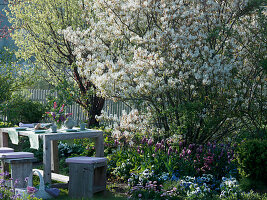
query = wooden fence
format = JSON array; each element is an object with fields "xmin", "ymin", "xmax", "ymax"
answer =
[{"xmin": 1, "ymin": 89, "xmax": 131, "ymax": 123}]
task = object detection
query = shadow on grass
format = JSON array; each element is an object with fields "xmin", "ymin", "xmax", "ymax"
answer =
[{"xmin": 55, "ymin": 189, "xmax": 128, "ymax": 200}]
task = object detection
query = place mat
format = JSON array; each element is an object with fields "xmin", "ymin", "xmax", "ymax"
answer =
[
  {"xmin": 65, "ymin": 129, "xmax": 78, "ymax": 132},
  {"xmin": 15, "ymin": 127, "xmax": 27, "ymax": 131},
  {"xmin": 34, "ymin": 130, "xmax": 46, "ymax": 134}
]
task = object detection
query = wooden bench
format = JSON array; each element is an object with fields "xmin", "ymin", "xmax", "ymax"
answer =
[
  {"xmin": 66, "ymin": 157, "xmax": 107, "ymax": 198},
  {"xmin": 0, "ymin": 152, "xmax": 36, "ymax": 188}
]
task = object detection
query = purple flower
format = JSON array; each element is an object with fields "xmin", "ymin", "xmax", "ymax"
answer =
[
  {"xmin": 114, "ymin": 140, "xmax": 119, "ymax": 146},
  {"xmin": 141, "ymin": 137, "xmax": 146, "ymax": 144},
  {"xmin": 27, "ymin": 186, "xmax": 37, "ymax": 194},
  {"xmin": 189, "ymin": 144, "xmax": 195, "ymax": 149}
]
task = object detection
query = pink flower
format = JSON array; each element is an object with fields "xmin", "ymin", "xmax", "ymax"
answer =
[{"xmin": 53, "ymin": 102, "xmax": 57, "ymax": 109}]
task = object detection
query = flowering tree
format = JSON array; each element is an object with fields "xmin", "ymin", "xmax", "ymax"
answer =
[
  {"xmin": 64, "ymin": 0, "xmax": 266, "ymax": 143},
  {"xmin": 6, "ymin": 0, "xmax": 105, "ymax": 126}
]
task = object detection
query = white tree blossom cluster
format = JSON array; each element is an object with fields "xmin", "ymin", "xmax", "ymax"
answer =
[{"xmin": 62, "ymin": 0, "xmax": 266, "ymax": 143}]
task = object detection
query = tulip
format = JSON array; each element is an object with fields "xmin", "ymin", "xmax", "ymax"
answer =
[
  {"xmin": 168, "ymin": 146, "xmax": 173, "ymax": 155},
  {"xmin": 53, "ymin": 102, "xmax": 57, "ymax": 109},
  {"xmin": 179, "ymin": 141, "xmax": 183, "ymax": 147},
  {"xmin": 59, "ymin": 104, "xmax": 64, "ymax": 113},
  {"xmin": 148, "ymin": 138, "xmax": 153, "ymax": 146},
  {"xmin": 27, "ymin": 186, "xmax": 37, "ymax": 194}
]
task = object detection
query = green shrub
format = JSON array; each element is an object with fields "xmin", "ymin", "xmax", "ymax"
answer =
[
  {"xmin": 236, "ymin": 139, "xmax": 267, "ymax": 182},
  {"xmin": 4, "ymin": 94, "xmax": 46, "ymax": 124},
  {"xmin": 0, "ymin": 121, "xmax": 13, "ymax": 128}
]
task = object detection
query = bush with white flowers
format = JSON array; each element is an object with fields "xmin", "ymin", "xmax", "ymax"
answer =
[{"xmin": 63, "ymin": 0, "xmax": 266, "ymax": 144}]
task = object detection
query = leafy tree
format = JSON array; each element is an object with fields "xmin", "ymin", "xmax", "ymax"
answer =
[
  {"xmin": 6, "ymin": 0, "xmax": 105, "ymax": 126},
  {"xmin": 64, "ymin": 0, "xmax": 266, "ymax": 144}
]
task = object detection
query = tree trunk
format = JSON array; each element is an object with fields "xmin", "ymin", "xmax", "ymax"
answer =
[{"xmin": 87, "ymin": 95, "xmax": 105, "ymax": 127}]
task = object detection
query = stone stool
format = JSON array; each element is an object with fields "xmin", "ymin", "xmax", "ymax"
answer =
[
  {"xmin": 0, "ymin": 147, "xmax": 14, "ymax": 153},
  {"xmin": 66, "ymin": 157, "xmax": 107, "ymax": 198},
  {"xmin": 0, "ymin": 152, "xmax": 36, "ymax": 188},
  {"xmin": 0, "ymin": 147, "xmax": 15, "ymax": 173}
]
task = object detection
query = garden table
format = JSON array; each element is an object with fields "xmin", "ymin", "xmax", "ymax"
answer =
[{"xmin": 0, "ymin": 128, "xmax": 104, "ymax": 184}]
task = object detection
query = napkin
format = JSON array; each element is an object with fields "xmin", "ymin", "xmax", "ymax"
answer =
[
  {"xmin": 7, "ymin": 129, "xmax": 19, "ymax": 144},
  {"xmin": 27, "ymin": 132, "xmax": 39, "ymax": 150}
]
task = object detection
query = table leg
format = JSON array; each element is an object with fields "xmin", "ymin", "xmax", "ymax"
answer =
[
  {"xmin": 43, "ymin": 136, "xmax": 52, "ymax": 185},
  {"xmin": 95, "ymin": 133, "xmax": 104, "ymax": 157},
  {"xmin": 0, "ymin": 130, "xmax": 9, "ymax": 147},
  {"xmin": 51, "ymin": 140, "xmax": 59, "ymax": 173}
]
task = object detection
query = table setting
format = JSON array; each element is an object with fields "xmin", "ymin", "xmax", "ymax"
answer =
[{"xmin": 5, "ymin": 119, "xmax": 88, "ymax": 150}]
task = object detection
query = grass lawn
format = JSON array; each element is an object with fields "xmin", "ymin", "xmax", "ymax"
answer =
[{"xmin": 55, "ymin": 185, "xmax": 128, "ymax": 200}]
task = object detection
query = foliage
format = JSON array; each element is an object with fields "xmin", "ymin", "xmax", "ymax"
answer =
[
  {"xmin": 3, "ymin": 94, "xmax": 46, "ymax": 124},
  {"xmin": 0, "ymin": 121, "xmax": 13, "ymax": 128},
  {"xmin": 64, "ymin": 0, "xmax": 266, "ymax": 144},
  {"xmin": 239, "ymin": 177, "xmax": 267, "ymax": 193},
  {"xmin": 236, "ymin": 139, "xmax": 267, "ymax": 182},
  {"xmin": 0, "ymin": 48, "xmax": 32, "ymax": 109},
  {"xmin": 6, "ymin": 0, "xmax": 105, "ymax": 126}
]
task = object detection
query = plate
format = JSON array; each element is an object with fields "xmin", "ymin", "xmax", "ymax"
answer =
[
  {"xmin": 34, "ymin": 130, "xmax": 46, "ymax": 133},
  {"xmin": 65, "ymin": 129, "xmax": 78, "ymax": 132},
  {"xmin": 15, "ymin": 127, "xmax": 27, "ymax": 131}
]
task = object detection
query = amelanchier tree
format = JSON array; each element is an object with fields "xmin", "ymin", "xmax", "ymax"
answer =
[
  {"xmin": 6, "ymin": 0, "xmax": 105, "ymax": 126},
  {"xmin": 64, "ymin": 0, "xmax": 266, "ymax": 144}
]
